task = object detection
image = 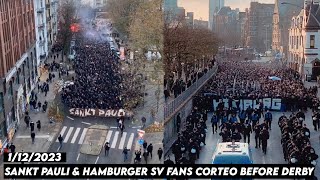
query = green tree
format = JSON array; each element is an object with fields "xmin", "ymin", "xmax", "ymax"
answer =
[{"xmin": 106, "ymin": 0, "xmax": 142, "ymax": 37}]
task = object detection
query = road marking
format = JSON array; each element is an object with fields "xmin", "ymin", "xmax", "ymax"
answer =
[
  {"xmin": 95, "ymin": 156, "xmax": 99, "ymax": 164},
  {"xmin": 63, "ymin": 127, "xmax": 74, "ymax": 143},
  {"xmin": 78, "ymin": 128, "xmax": 88, "ymax": 144},
  {"xmin": 118, "ymin": 132, "xmax": 127, "ymax": 150},
  {"xmin": 105, "ymin": 130, "xmax": 113, "ymax": 143},
  {"xmin": 111, "ymin": 131, "xmax": 119, "ymax": 148},
  {"xmin": 109, "ymin": 126, "xmax": 118, "ymax": 129},
  {"xmin": 131, "ymin": 126, "xmax": 142, "ymax": 129},
  {"xmin": 71, "ymin": 128, "xmax": 81, "ymax": 144},
  {"xmin": 82, "ymin": 122, "xmax": 91, "ymax": 125},
  {"xmin": 262, "ymin": 155, "xmax": 266, "ymax": 164},
  {"xmin": 16, "ymin": 135, "xmax": 50, "ymax": 138},
  {"xmin": 67, "ymin": 116, "xmax": 74, "ymax": 120},
  {"xmin": 56, "ymin": 126, "xmax": 67, "ymax": 142},
  {"xmin": 76, "ymin": 153, "xmax": 80, "ymax": 161},
  {"xmin": 127, "ymin": 133, "xmax": 134, "ymax": 150}
]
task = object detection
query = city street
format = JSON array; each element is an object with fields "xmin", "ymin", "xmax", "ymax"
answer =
[
  {"xmin": 197, "ymin": 111, "xmax": 320, "ymax": 177},
  {"xmin": 48, "ymin": 116, "xmax": 140, "ymax": 164}
]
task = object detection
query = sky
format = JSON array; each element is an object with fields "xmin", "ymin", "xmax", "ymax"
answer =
[{"xmin": 178, "ymin": 0, "xmax": 275, "ymax": 20}]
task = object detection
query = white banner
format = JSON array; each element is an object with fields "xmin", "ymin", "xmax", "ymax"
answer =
[
  {"xmin": 239, "ymin": 99, "xmax": 244, "ymax": 110},
  {"xmin": 243, "ymin": 99, "xmax": 253, "ymax": 110},
  {"xmin": 212, "ymin": 99, "xmax": 220, "ymax": 111},
  {"xmin": 263, "ymin": 98, "xmax": 272, "ymax": 110},
  {"xmin": 271, "ymin": 98, "xmax": 282, "ymax": 110},
  {"xmin": 222, "ymin": 99, "xmax": 228, "ymax": 109},
  {"xmin": 253, "ymin": 99, "xmax": 261, "ymax": 109}
]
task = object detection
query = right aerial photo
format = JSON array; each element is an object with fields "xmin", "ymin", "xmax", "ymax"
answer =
[{"xmin": 163, "ymin": 0, "xmax": 320, "ymax": 177}]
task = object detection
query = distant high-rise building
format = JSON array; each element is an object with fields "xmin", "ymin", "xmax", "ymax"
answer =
[
  {"xmin": 164, "ymin": 0, "xmax": 178, "ymax": 11},
  {"xmin": 209, "ymin": 0, "xmax": 225, "ymax": 30},
  {"xmin": 246, "ymin": 2, "xmax": 274, "ymax": 52},
  {"xmin": 186, "ymin": 12, "xmax": 194, "ymax": 27}
]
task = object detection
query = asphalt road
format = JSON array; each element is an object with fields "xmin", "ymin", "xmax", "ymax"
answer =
[
  {"xmin": 47, "ymin": 116, "xmax": 140, "ymax": 165},
  {"xmin": 197, "ymin": 110, "xmax": 320, "ymax": 178}
]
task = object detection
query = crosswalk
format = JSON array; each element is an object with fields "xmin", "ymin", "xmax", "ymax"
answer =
[{"xmin": 55, "ymin": 126, "xmax": 135, "ymax": 150}]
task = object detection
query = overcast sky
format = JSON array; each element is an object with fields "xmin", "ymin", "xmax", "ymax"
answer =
[{"xmin": 178, "ymin": 0, "xmax": 275, "ymax": 20}]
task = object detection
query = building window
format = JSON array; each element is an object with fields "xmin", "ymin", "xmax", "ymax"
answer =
[
  {"xmin": 0, "ymin": 92, "xmax": 3, "ymax": 112},
  {"xmin": 310, "ymin": 35, "xmax": 315, "ymax": 48}
]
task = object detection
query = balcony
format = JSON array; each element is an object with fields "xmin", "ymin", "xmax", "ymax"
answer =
[
  {"xmin": 38, "ymin": 23, "xmax": 45, "ymax": 29},
  {"xmin": 37, "ymin": 8, "xmax": 44, "ymax": 13}
]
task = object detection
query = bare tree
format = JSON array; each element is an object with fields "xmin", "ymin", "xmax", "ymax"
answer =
[{"xmin": 57, "ymin": 0, "xmax": 76, "ymax": 60}]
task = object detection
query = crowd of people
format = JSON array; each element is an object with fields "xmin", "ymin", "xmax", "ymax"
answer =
[
  {"xmin": 164, "ymin": 58, "xmax": 215, "ymax": 100},
  {"xmin": 168, "ymin": 53, "xmax": 319, "ymax": 167},
  {"xmin": 61, "ymin": 33, "xmax": 123, "ymax": 109},
  {"xmin": 279, "ymin": 112, "xmax": 318, "ymax": 164}
]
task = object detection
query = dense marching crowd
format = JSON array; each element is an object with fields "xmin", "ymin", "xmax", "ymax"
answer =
[
  {"xmin": 61, "ymin": 33, "xmax": 122, "ymax": 109},
  {"xmin": 169, "ymin": 54, "xmax": 319, "ymax": 167}
]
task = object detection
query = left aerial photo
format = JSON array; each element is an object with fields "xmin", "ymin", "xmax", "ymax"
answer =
[{"xmin": 0, "ymin": 0, "xmax": 164, "ymax": 179}]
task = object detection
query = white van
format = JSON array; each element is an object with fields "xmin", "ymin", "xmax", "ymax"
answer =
[{"xmin": 212, "ymin": 141, "xmax": 253, "ymax": 164}]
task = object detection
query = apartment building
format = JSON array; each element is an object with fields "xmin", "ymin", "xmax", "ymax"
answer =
[
  {"xmin": 0, "ymin": 0, "xmax": 37, "ymax": 149},
  {"xmin": 288, "ymin": 1, "xmax": 320, "ymax": 80},
  {"xmin": 245, "ymin": 2, "xmax": 274, "ymax": 53}
]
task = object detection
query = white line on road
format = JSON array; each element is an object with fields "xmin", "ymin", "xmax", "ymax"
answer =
[
  {"xmin": 131, "ymin": 126, "xmax": 142, "ymax": 129},
  {"xmin": 71, "ymin": 128, "xmax": 81, "ymax": 144},
  {"xmin": 109, "ymin": 127, "xmax": 118, "ymax": 129},
  {"xmin": 105, "ymin": 130, "xmax": 113, "ymax": 144},
  {"xmin": 111, "ymin": 131, "xmax": 119, "ymax": 148},
  {"xmin": 56, "ymin": 126, "xmax": 67, "ymax": 142},
  {"xmin": 67, "ymin": 116, "xmax": 74, "ymax": 120},
  {"xmin": 118, "ymin": 132, "xmax": 127, "ymax": 150},
  {"xmin": 16, "ymin": 135, "xmax": 50, "ymax": 138},
  {"xmin": 81, "ymin": 122, "xmax": 91, "ymax": 125},
  {"xmin": 78, "ymin": 128, "xmax": 88, "ymax": 144},
  {"xmin": 63, "ymin": 127, "xmax": 74, "ymax": 143},
  {"xmin": 95, "ymin": 156, "xmax": 99, "ymax": 164},
  {"xmin": 77, "ymin": 153, "xmax": 80, "ymax": 161},
  {"xmin": 127, "ymin": 133, "xmax": 134, "ymax": 150}
]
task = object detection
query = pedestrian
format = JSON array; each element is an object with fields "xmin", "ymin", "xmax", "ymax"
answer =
[
  {"xmin": 123, "ymin": 147, "xmax": 129, "ymax": 162},
  {"xmin": 119, "ymin": 123, "xmax": 125, "ymax": 136},
  {"xmin": 24, "ymin": 115, "xmax": 30, "ymax": 128},
  {"xmin": 157, "ymin": 148, "xmax": 163, "ymax": 161},
  {"xmin": 31, "ymin": 131, "xmax": 35, "ymax": 144},
  {"xmin": 176, "ymin": 113, "xmax": 181, "ymax": 132},
  {"xmin": 36, "ymin": 120, "xmax": 41, "ymax": 131},
  {"xmin": 104, "ymin": 142, "xmax": 110, "ymax": 156},
  {"xmin": 254, "ymin": 122, "xmax": 261, "ymax": 148},
  {"xmin": 143, "ymin": 150, "xmax": 148, "ymax": 164},
  {"xmin": 58, "ymin": 134, "xmax": 63, "ymax": 149},
  {"xmin": 9, "ymin": 143, "xmax": 16, "ymax": 153},
  {"xmin": 260, "ymin": 127, "xmax": 269, "ymax": 154},
  {"xmin": 143, "ymin": 141, "xmax": 147, "ymax": 150},
  {"xmin": 141, "ymin": 117, "xmax": 146, "ymax": 129},
  {"xmin": 147, "ymin": 143, "xmax": 153, "ymax": 159},
  {"xmin": 30, "ymin": 121, "xmax": 35, "ymax": 132},
  {"xmin": 211, "ymin": 112, "xmax": 218, "ymax": 134},
  {"xmin": 243, "ymin": 120, "xmax": 252, "ymax": 144},
  {"xmin": 264, "ymin": 110, "xmax": 272, "ymax": 130}
]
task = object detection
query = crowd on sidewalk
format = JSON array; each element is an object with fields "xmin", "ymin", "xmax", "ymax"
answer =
[
  {"xmin": 163, "ymin": 58, "xmax": 216, "ymax": 101},
  {"xmin": 168, "ymin": 53, "xmax": 319, "ymax": 166}
]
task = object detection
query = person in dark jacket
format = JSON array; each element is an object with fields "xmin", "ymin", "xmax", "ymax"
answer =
[{"xmin": 147, "ymin": 143, "xmax": 153, "ymax": 159}]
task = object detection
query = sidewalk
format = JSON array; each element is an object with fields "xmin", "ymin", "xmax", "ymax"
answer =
[
  {"xmin": 11, "ymin": 55, "xmax": 68, "ymax": 153},
  {"xmin": 129, "ymin": 61, "xmax": 164, "ymax": 164}
]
